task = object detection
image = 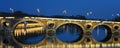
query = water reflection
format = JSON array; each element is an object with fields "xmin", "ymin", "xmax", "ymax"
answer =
[
  {"xmin": 92, "ymin": 25, "xmax": 112, "ymax": 42},
  {"xmin": 56, "ymin": 24, "xmax": 83, "ymax": 43},
  {"xmin": 13, "ymin": 21, "xmax": 45, "ymax": 44}
]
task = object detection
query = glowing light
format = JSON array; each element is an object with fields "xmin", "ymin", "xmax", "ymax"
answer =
[
  {"xmin": 10, "ymin": 8, "xmax": 14, "ymax": 13},
  {"xmin": 116, "ymin": 13, "xmax": 120, "ymax": 16},
  {"xmin": 37, "ymin": 8, "xmax": 40, "ymax": 13},
  {"xmin": 87, "ymin": 12, "xmax": 90, "ymax": 16},
  {"xmin": 89, "ymin": 11, "xmax": 92, "ymax": 15},
  {"xmin": 112, "ymin": 14, "xmax": 114, "ymax": 16},
  {"xmin": 63, "ymin": 10, "xmax": 67, "ymax": 15}
]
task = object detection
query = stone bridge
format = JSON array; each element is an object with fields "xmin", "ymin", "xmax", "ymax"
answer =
[{"xmin": 0, "ymin": 17, "xmax": 120, "ymax": 48}]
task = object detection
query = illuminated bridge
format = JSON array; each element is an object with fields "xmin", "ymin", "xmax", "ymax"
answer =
[{"xmin": 0, "ymin": 17, "xmax": 120, "ymax": 48}]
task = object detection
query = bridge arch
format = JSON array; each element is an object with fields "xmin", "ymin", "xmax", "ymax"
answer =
[
  {"xmin": 91, "ymin": 23, "xmax": 112, "ymax": 43},
  {"xmin": 1, "ymin": 19, "xmax": 11, "ymax": 28},
  {"xmin": 11, "ymin": 18, "xmax": 46, "ymax": 46},
  {"xmin": 55, "ymin": 22, "xmax": 85, "ymax": 44}
]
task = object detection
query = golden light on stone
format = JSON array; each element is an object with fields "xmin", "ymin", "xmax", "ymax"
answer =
[{"xmin": 0, "ymin": 17, "xmax": 120, "ymax": 48}]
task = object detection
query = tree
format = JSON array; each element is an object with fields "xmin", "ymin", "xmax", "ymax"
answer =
[{"xmin": 114, "ymin": 16, "xmax": 120, "ymax": 21}]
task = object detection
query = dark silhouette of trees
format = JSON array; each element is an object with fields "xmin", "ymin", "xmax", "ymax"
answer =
[
  {"xmin": 0, "ymin": 11, "xmax": 87, "ymax": 19},
  {"xmin": 0, "ymin": 12, "xmax": 11, "ymax": 16},
  {"xmin": 0, "ymin": 11, "xmax": 29, "ymax": 17},
  {"xmin": 73, "ymin": 15, "xmax": 86, "ymax": 19},
  {"xmin": 13, "ymin": 11, "xmax": 28, "ymax": 16},
  {"xmin": 51, "ymin": 15, "xmax": 86, "ymax": 20},
  {"xmin": 113, "ymin": 16, "xmax": 120, "ymax": 21},
  {"xmin": 13, "ymin": 11, "xmax": 30, "ymax": 18}
]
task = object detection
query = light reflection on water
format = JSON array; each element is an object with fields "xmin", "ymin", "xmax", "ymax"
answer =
[
  {"xmin": 19, "ymin": 33, "xmax": 45, "ymax": 44},
  {"xmin": 92, "ymin": 26, "xmax": 108, "ymax": 42},
  {"xmin": 56, "ymin": 24, "xmax": 83, "ymax": 43},
  {"xmin": 14, "ymin": 23, "xmax": 111, "ymax": 45},
  {"xmin": 56, "ymin": 24, "xmax": 110, "ymax": 43},
  {"xmin": 14, "ymin": 21, "xmax": 46, "ymax": 44}
]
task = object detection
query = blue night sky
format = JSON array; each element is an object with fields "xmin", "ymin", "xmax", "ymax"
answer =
[{"xmin": 0, "ymin": 0, "xmax": 120, "ymax": 19}]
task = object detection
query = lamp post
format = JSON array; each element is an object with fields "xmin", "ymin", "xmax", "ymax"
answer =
[
  {"xmin": 112, "ymin": 14, "xmax": 114, "ymax": 17},
  {"xmin": 89, "ymin": 11, "xmax": 92, "ymax": 15},
  {"xmin": 86, "ymin": 12, "xmax": 90, "ymax": 16},
  {"xmin": 116, "ymin": 13, "xmax": 120, "ymax": 21},
  {"xmin": 37, "ymin": 8, "xmax": 40, "ymax": 16},
  {"xmin": 63, "ymin": 10, "xmax": 67, "ymax": 15},
  {"xmin": 86, "ymin": 11, "xmax": 92, "ymax": 19},
  {"xmin": 10, "ymin": 8, "xmax": 14, "ymax": 13},
  {"xmin": 112, "ymin": 14, "xmax": 115, "ymax": 21},
  {"xmin": 116, "ymin": 13, "xmax": 120, "ymax": 17}
]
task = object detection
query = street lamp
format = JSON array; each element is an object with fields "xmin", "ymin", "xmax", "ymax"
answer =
[
  {"xmin": 112, "ymin": 14, "xmax": 114, "ymax": 16},
  {"xmin": 86, "ymin": 11, "xmax": 93, "ymax": 19},
  {"xmin": 86, "ymin": 12, "xmax": 90, "ymax": 16},
  {"xmin": 116, "ymin": 13, "xmax": 120, "ymax": 17},
  {"xmin": 63, "ymin": 10, "xmax": 67, "ymax": 15},
  {"xmin": 89, "ymin": 11, "xmax": 92, "ymax": 15},
  {"xmin": 37, "ymin": 8, "xmax": 40, "ymax": 16},
  {"xmin": 10, "ymin": 8, "xmax": 14, "ymax": 13},
  {"xmin": 112, "ymin": 14, "xmax": 115, "ymax": 21}
]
